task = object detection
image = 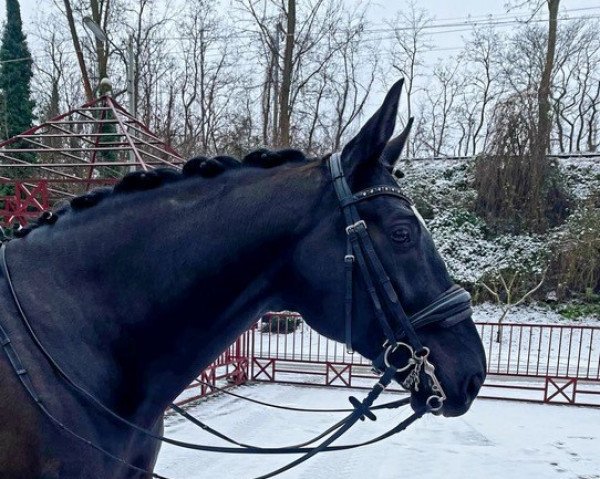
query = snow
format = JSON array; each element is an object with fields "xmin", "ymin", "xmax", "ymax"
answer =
[
  {"xmin": 559, "ymin": 158, "xmax": 600, "ymax": 200},
  {"xmin": 157, "ymin": 383, "xmax": 600, "ymax": 479},
  {"xmin": 473, "ymin": 302, "xmax": 599, "ymax": 325},
  {"xmin": 395, "ymin": 156, "xmax": 600, "ymax": 288}
]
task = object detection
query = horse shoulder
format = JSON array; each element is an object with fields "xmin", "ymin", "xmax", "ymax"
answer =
[{"xmin": 0, "ymin": 357, "xmax": 53, "ymax": 478}]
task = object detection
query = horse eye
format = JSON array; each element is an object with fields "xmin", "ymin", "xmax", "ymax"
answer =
[{"xmin": 391, "ymin": 227, "xmax": 411, "ymax": 244}]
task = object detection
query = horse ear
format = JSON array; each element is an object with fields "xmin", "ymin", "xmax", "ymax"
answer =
[
  {"xmin": 380, "ymin": 116, "xmax": 414, "ymax": 170},
  {"xmin": 340, "ymin": 79, "xmax": 404, "ymax": 177}
]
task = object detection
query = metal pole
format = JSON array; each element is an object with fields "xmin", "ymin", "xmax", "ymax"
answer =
[
  {"xmin": 127, "ymin": 34, "xmax": 135, "ymax": 118},
  {"xmin": 127, "ymin": 34, "xmax": 136, "ymax": 172},
  {"xmin": 271, "ymin": 20, "xmax": 280, "ymax": 145}
]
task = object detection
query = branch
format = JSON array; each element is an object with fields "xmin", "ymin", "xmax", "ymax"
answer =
[
  {"xmin": 480, "ymin": 281, "xmax": 501, "ymax": 303},
  {"xmin": 514, "ymin": 268, "xmax": 547, "ymax": 306}
]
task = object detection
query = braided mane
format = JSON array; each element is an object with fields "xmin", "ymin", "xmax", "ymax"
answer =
[{"xmin": 13, "ymin": 148, "xmax": 310, "ymax": 238}]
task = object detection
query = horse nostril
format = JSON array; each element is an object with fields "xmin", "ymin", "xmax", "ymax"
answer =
[{"xmin": 465, "ymin": 374, "xmax": 483, "ymax": 402}]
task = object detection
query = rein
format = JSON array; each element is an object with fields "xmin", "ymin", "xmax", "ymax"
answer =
[
  {"xmin": 183, "ymin": 379, "xmax": 411, "ymax": 413},
  {"xmin": 0, "ymin": 152, "xmax": 473, "ymax": 478}
]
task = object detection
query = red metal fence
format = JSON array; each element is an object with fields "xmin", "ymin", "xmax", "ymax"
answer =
[
  {"xmin": 180, "ymin": 314, "xmax": 600, "ymax": 408},
  {"xmin": 0, "ymin": 178, "xmax": 120, "ymax": 227},
  {"xmin": 0, "ymin": 180, "xmax": 50, "ymax": 227},
  {"xmin": 176, "ymin": 333, "xmax": 252, "ymax": 406},
  {"xmin": 477, "ymin": 322, "xmax": 599, "ymax": 406}
]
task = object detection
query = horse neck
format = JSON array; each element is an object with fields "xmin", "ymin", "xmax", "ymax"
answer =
[{"xmin": 6, "ymin": 163, "xmax": 326, "ymax": 424}]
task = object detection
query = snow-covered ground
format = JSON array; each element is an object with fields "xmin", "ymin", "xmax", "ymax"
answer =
[
  {"xmin": 398, "ymin": 156, "xmax": 600, "ymax": 288},
  {"xmin": 474, "ymin": 302, "xmax": 599, "ymax": 325},
  {"xmin": 158, "ymin": 383, "xmax": 600, "ymax": 479}
]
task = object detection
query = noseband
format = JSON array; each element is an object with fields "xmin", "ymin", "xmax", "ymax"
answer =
[{"xmin": 329, "ymin": 152, "xmax": 472, "ymax": 410}]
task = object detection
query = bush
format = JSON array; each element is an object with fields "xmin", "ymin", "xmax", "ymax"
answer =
[
  {"xmin": 395, "ymin": 155, "xmax": 599, "ymax": 301},
  {"xmin": 427, "ymin": 208, "xmax": 549, "ymax": 289},
  {"xmin": 474, "ymin": 154, "xmax": 571, "ymax": 234},
  {"xmin": 474, "ymin": 94, "xmax": 571, "ymax": 234},
  {"xmin": 549, "ymin": 204, "xmax": 600, "ymax": 299},
  {"xmin": 260, "ymin": 313, "xmax": 302, "ymax": 334},
  {"xmin": 557, "ymin": 299, "xmax": 600, "ymax": 320}
]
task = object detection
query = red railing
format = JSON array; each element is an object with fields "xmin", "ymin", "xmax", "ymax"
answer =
[
  {"xmin": 0, "ymin": 180, "xmax": 50, "ymax": 226},
  {"xmin": 478, "ymin": 322, "xmax": 600, "ymax": 380},
  {"xmin": 246, "ymin": 314, "xmax": 600, "ymax": 407},
  {"xmin": 176, "ymin": 315, "xmax": 600, "ymax": 407},
  {"xmin": 175, "ymin": 332, "xmax": 252, "ymax": 406},
  {"xmin": 0, "ymin": 178, "xmax": 120, "ymax": 227},
  {"xmin": 476, "ymin": 322, "xmax": 600, "ymax": 406}
]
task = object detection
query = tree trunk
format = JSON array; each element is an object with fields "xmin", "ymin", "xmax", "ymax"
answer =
[
  {"xmin": 534, "ymin": 0, "xmax": 559, "ymax": 162},
  {"xmin": 277, "ymin": 0, "xmax": 295, "ymax": 147},
  {"xmin": 62, "ymin": 0, "xmax": 94, "ymax": 102},
  {"xmin": 90, "ymin": 0, "xmax": 108, "ymax": 80}
]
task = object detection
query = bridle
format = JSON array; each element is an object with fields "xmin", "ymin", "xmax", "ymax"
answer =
[
  {"xmin": 328, "ymin": 152, "xmax": 473, "ymax": 411},
  {"xmin": 0, "ymin": 152, "xmax": 474, "ymax": 478}
]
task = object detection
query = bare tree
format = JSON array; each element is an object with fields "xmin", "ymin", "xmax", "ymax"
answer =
[
  {"xmin": 386, "ymin": 0, "xmax": 432, "ymax": 122},
  {"xmin": 534, "ymin": 0, "xmax": 560, "ymax": 163},
  {"xmin": 118, "ymin": 1, "xmax": 174, "ymax": 125},
  {"xmin": 422, "ymin": 60, "xmax": 463, "ymax": 156},
  {"xmin": 295, "ymin": 5, "xmax": 376, "ymax": 153},
  {"xmin": 551, "ymin": 19, "xmax": 600, "ymax": 153},
  {"xmin": 481, "ymin": 268, "xmax": 547, "ymax": 342},
  {"xmin": 172, "ymin": 0, "xmax": 240, "ymax": 156},
  {"xmin": 236, "ymin": 0, "xmax": 362, "ymax": 148},
  {"xmin": 277, "ymin": 0, "xmax": 295, "ymax": 147},
  {"xmin": 28, "ymin": 0, "xmax": 598, "ymax": 167},
  {"xmin": 459, "ymin": 27, "xmax": 502, "ymax": 155},
  {"xmin": 61, "ymin": 0, "xmax": 94, "ymax": 101}
]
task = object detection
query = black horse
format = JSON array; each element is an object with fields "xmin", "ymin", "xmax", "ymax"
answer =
[{"xmin": 0, "ymin": 81, "xmax": 486, "ymax": 478}]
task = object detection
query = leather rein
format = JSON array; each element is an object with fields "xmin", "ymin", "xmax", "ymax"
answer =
[{"xmin": 0, "ymin": 153, "xmax": 473, "ymax": 478}]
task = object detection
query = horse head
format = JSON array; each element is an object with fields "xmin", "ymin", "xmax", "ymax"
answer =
[{"xmin": 284, "ymin": 80, "xmax": 486, "ymax": 417}]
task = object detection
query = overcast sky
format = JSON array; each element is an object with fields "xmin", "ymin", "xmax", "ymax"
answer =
[
  {"xmin": 3, "ymin": 0, "xmax": 600, "ymax": 53},
  {"xmin": 2, "ymin": 0, "xmax": 599, "ymax": 120}
]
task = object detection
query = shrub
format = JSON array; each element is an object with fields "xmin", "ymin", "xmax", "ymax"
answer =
[
  {"xmin": 474, "ymin": 95, "xmax": 571, "ymax": 234},
  {"xmin": 474, "ymin": 154, "xmax": 571, "ymax": 234},
  {"xmin": 260, "ymin": 312, "xmax": 302, "ymax": 334},
  {"xmin": 557, "ymin": 299, "xmax": 600, "ymax": 321},
  {"xmin": 549, "ymin": 204, "xmax": 600, "ymax": 299}
]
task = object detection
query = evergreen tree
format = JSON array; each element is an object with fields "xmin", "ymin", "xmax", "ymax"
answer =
[{"xmin": 0, "ymin": 0, "xmax": 34, "ymax": 141}]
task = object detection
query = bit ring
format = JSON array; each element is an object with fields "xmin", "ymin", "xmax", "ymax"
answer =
[
  {"xmin": 384, "ymin": 342, "xmax": 415, "ymax": 372},
  {"xmin": 426, "ymin": 395, "xmax": 444, "ymax": 412}
]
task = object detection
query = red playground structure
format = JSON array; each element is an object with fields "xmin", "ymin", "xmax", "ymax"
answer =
[{"xmin": 0, "ymin": 95, "xmax": 184, "ymax": 228}]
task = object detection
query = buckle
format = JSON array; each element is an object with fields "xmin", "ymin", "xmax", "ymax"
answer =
[
  {"xmin": 344, "ymin": 254, "xmax": 355, "ymax": 263},
  {"xmin": 423, "ymin": 355, "xmax": 447, "ymax": 411},
  {"xmin": 345, "ymin": 220, "xmax": 366, "ymax": 235}
]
